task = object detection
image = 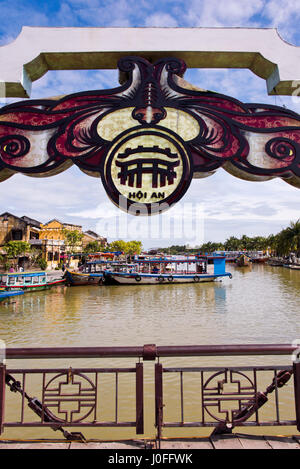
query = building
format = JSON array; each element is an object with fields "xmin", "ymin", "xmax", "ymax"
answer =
[
  {"xmin": 39, "ymin": 219, "xmax": 83, "ymax": 269},
  {"xmin": 0, "ymin": 212, "xmax": 42, "ymax": 269},
  {"xmin": 0, "ymin": 212, "xmax": 107, "ymax": 270},
  {"xmin": 82, "ymin": 230, "xmax": 107, "ymax": 251},
  {"xmin": 0, "ymin": 212, "xmax": 41, "ymax": 245}
]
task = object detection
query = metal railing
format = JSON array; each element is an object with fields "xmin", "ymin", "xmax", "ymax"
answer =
[{"xmin": 0, "ymin": 344, "xmax": 299, "ymax": 442}]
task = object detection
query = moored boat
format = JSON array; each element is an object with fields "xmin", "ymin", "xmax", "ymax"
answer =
[
  {"xmin": 235, "ymin": 254, "xmax": 251, "ymax": 267},
  {"xmin": 64, "ymin": 252, "xmax": 123, "ymax": 286},
  {"xmin": 250, "ymin": 256, "xmax": 269, "ymax": 263},
  {"xmin": 104, "ymin": 255, "xmax": 232, "ymax": 285},
  {"xmin": 0, "ymin": 271, "xmax": 65, "ymax": 291},
  {"xmin": 288, "ymin": 264, "xmax": 300, "ymax": 270},
  {"xmin": 64, "ymin": 261, "xmax": 106, "ymax": 286}
]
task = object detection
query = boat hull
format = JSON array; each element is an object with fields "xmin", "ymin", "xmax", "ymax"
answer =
[
  {"xmin": 105, "ymin": 272, "xmax": 231, "ymax": 285},
  {"xmin": 236, "ymin": 255, "xmax": 251, "ymax": 267},
  {"xmin": 0, "ymin": 290, "xmax": 24, "ymax": 301},
  {"xmin": 2, "ymin": 279, "xmax": 65, "ymax": 291}
]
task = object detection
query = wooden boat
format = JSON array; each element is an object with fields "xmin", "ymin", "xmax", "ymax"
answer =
[
  {"xmin": 0, "ymin": 290, "xmax": 24, "ymax": 301},
  {"xmin": 235, "ymin": 254, "xmax": 251, "ymax": 267},
  {"xmin": 104, "ymin": 255, "xmax": 232, "ymax": 285},
  {"xmin": 64, "ymin": 269, "xmax": 104, "ymax": 286},
  {"xmin": 64, "ymin": 251, "xmax": 123, "ymax": 286},
  {"xmin": 63, "ymin": 260, "xmax": 117, "ymax": 286},
  {"xmin": 0, "ymin": 271, "xmax": 65, "ymax": 291},
  {"xmin": 250, "ymin": 256, "xmax": 269, "ymax": 263}
]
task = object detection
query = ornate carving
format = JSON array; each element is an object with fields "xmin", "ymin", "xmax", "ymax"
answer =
[{"xmin": 0, "ymin": 56, "xmax": 299, "ymax": 213}]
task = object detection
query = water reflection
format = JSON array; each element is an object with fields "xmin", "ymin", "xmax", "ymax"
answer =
[
  {"xmin": 0, "ymin": 265, "xmax": 299, "ymax": 348},
  {"xmin": 214, "ymin": 284, "xmax": 227, "ymax": 314}
]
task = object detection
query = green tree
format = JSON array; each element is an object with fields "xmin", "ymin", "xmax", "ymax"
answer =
[
  {"xmin": 108, "ymin": 240, "xmax": 127, "ymax": 253},
  {"xmin": 224, "ymin": 236, "xmax": 241, "ymax": 251},
  {"xmin": 83, "ymin": 241, "xmax": 103, "ymax": 253},
  {"xmin": 3, "ymin": 240, "xmax": 31, "ymax": 268},
  {"xmin": 125, "ymin": 241, "xmax": 142, "ymax": 255},
  {"xmin": 276, "ymin": 219, "xmax": 300, "ymax": 255},
  {"xmin": 199, "ymin": 241, "xmax": 224, "ymax": 253},
  {"xmin": 63, "ymin": 229, "xmax": 84, "ymax": 253},
  {"xmin": 29, "ymin": 247, "xmax": 43, "ymax": 268},
  {"xmin": 38, "ymin": 258, "xmax": 48, "ymax": 271},
  {"xmin": 108, "ymin": 240, "xmax": 143, "ymax": 255}
]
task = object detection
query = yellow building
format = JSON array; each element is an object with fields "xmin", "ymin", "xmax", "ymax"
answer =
[
  {"xmin": 39, "ymin": 219, "xmax": 83, "ymax": 269},
  {"xmin": 82, "ymin": 230, "xmax": 107, "ymax": 250},
  {"xmin": 0, "ymin": 212, "xmax": 41, "ymax": 245}
]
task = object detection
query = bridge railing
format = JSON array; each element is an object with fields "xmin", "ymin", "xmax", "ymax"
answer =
[{"xmin": 0, "ymin": 344, "xmax": 299, "ymax": 442}]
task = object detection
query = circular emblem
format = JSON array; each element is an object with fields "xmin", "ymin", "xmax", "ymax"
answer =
[{"xmin": 102, "ymin": 126, "xmax": 192, "ymax": 215}]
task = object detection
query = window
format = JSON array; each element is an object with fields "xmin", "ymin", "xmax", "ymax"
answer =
[{"xmin": 12, "ymin": 229, "xmax": 23, "ymax": 240}]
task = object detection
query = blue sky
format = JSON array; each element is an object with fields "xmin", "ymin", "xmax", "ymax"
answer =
[{"xmin": 0, "ymin": 0, "xmax": 299, "ymax": 248}]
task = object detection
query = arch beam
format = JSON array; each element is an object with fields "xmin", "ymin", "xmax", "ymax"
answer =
[{"xmin": 0, "ymin": 26, "xmax": 300, "ymax": 98}]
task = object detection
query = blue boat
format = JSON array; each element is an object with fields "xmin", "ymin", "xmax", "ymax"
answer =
[
  {"xmin": 104, "ymin": 255, "xmax": 233, "ymax": 285},
  {"xmin": 0, "ymin": 271, "xmax": 65, "ymax": 291},
  {"xmin": 0, "ymin": 290, "xmax": 24, "ymax": 301}
]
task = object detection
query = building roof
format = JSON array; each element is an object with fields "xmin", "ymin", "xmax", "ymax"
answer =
[
  {"xmin": 0, "ymin": 212, "xmax": 42, "ymax": 227},
  {"xmin": 21, "ymin": 215, "xmax": 42, "ymax": 228},
  {"xmin": 84, "ymin": 230, "xmax": 101, "ymax": 239},
  {"xmin": 43, "ymin": 219, "xmax": 82, "ymax": 229}
]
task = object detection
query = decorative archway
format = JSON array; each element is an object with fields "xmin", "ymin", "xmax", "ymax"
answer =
[{"xmin": 0, "ymin": 29, "xmax": 299, "ymax": 215}]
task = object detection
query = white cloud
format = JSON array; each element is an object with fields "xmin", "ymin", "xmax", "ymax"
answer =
[
  {"xmin": 262, "ymin": 0, "xmax": 300, "ymax": 42},
  {"xmin": 144, "ymin": 13, "xmax": 178, "ymax": 27},
  {"xmin": 183, "ymin": 0, "xmax": 264, "ymax": 27},
  {"xmin": 0, "ymin": 0, "xmax": 299, "ymax": 247}
]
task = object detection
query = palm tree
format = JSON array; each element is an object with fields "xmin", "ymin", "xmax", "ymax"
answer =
[
  {"xmin": 276, "ymin": 220, "xmax": 300, "ymax": 256},
  {"xmin": 224, "ymin": 236, "xmax": 240, "ymax": 251}
]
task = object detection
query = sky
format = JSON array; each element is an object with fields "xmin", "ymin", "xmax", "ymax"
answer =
[{"xmin": 0, "ymin": 0, "xmax": 299, "ymax": 249}]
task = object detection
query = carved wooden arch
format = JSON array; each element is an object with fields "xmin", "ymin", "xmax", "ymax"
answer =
[{"xmin": 0, "ymin": 56, "xmax": 299, "ymax": 214}]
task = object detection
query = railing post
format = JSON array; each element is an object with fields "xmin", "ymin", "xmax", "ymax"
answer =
[
  {"xmin": 155, "ymin": 362, "xmax": 163, "ymax": 447},
  {"xmin": 0, "ymin": 364, "xmax": 5, "ymax": 435},
  {"xmin": 293, "ymin": 361, "xmax": 300, "ymax": 432},
  {"xmin": 136, "ymin": 362, "xmax": 144, "ymax": 434}
]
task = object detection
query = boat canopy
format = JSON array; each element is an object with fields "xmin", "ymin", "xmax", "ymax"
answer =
[
  {"xmin": 6, "ymin": 271, "xmax": 47, "ymax": 277},
  {"xmin": 133, "ymin": 255, "xmax": 225, "ymax": 264}
]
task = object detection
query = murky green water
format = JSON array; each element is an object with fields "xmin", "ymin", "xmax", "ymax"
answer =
[{"xmin": 0, "ymin": 264, "xmax": 299, "ymax": 440}]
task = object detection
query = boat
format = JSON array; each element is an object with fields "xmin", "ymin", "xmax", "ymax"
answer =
[
  {"xmin": 103, "ymin": 255, "xmax": 232, "ymax": 285},
  {"xmin": 63, "ymin": 251, "xmax": 124, "ymax": 286},
  {"xmin": 0, "ymin": 290, "xmax": 25, "ymax": 301},
  {"xmin": 250, "ymin": 253, "xmax": 269, "ymax": 263},
  {"xmin": 0, "ymin": 271, "xmax": 65, "ymax": 292},
  {"xmin": 64, "ymin": 261, "xmax": 107, "ymax": 286},
  {"xmin": 235, "ymin": 254, "xmax": 251, "ymax": 267}
]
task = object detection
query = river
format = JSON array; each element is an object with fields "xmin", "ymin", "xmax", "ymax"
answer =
[{"xmin": 0, "ymin": 264, "xmax": 299, "ymax": 440}]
